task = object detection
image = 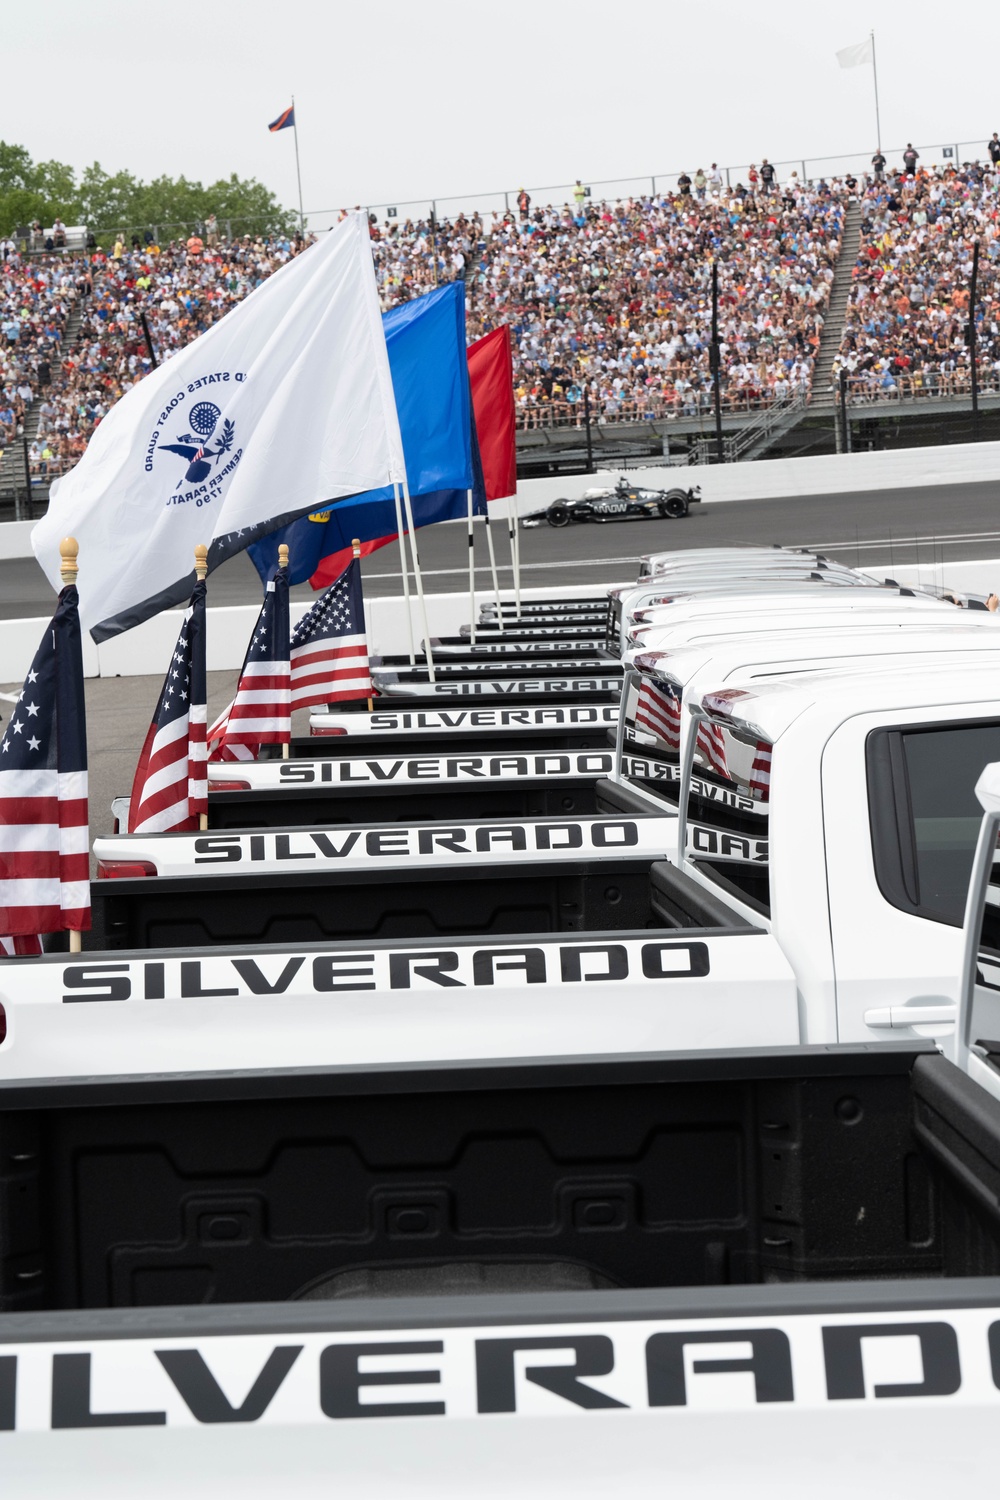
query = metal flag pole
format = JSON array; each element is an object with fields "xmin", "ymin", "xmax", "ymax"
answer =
[
  {"xmin": 392, "ymin": 481, "xmax": 416, "ymax": 664},
  {"xmin": 482, "ymin": 506, "xmax": 503, "ymax": 627},
  {"xmin": 352, "ymin": 537, "xmax": 374, "ymax": 711},
  {"xmin": 59, "ymin": 536, "xmax": 83, "ymax": 954},
  {"xmin": 870, "ymin": 32, "xmax": 882, "ymax": 154},
  {"xmin": 292, "ymin": 95, "xmax": 305, "ymax": 235},
  {"xmin": 506, "ymin": 495, "xmax": 521, "ymax": 619},
  {"xmin": 194, "ymin": 543, "xmax": 209, "ymax": 831},
  {"xmin": 466, "ymin": 490, "xmax": 477, "ymax": 646},
  {"xmin": 400, "ymin": 477, "xmax": 436, "ymax": 683},
  {"xmin": 279, "ymin": 543, "xmax": 291, "ymax": 758}
]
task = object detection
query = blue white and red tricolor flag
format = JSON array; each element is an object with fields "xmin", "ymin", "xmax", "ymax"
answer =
[
  {"xmin": 127, "ymin": 581, "xmax": 207, "ymax": 833},
  {"xmin": 0, "ymin": 585, "xmax": 89, "ymax": 953},
  {"xmin": 268, "ymin": 105, "xmax": 295, "ymax": 133},
  {"xmin": 291, "ymin": 557, "xmax": 371, "ymax": 710},
  {"xmin": 209, "ymin": 563, "xmax": 290, "ymax": 762}
]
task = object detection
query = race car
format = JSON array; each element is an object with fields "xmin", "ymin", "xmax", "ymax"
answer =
[{"xmin": 521, "ymin": 477, "xmax": 702, "ymax": 528}]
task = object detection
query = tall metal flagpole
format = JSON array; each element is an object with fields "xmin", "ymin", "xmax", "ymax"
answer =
[
  {"xmin": 466, "ymin": 491, "xmax": 477, "ymax": 646},
  {"xmin": 400, "ymin": 476, "xmax": 436, "ymax": 683},
  {"xmin": 870, "ymin": 32, "xmax": 882, "ymax": 155},
  {"xmin": 392, "ymin": 482, "xmax": 416, "ymax": 664},
  {"xmin": 292, "ymin": 95, "xmax": 305, "ymax": 234},
  {"xmin": 482, "ymin": 508, "xmax": 503, "ymax": 626}
]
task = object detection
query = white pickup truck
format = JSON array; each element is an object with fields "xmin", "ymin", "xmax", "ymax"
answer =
[{"xmin": 5, "ymin": 770, "xmax": 1000, "ymax": 1492}]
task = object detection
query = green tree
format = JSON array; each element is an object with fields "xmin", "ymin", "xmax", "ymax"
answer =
[{"xmin": 0, "ymin": 140, "xmax": 296, "ymax": 243}]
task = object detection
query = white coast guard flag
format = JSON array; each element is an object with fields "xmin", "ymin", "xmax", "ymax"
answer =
[{"xmin": 32, "ymin": 212, "xmax": 405, "ymax": 640}]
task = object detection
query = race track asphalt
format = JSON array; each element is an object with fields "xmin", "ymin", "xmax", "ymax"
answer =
[
  {"xmin": 3, "ymin": 476, "xmax": 1000, "ymax": 619},
  {"xmin": 2, "ymin": 473, "xmax": 999, "ymax": 851}
]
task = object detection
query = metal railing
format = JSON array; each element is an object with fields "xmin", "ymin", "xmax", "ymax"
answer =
[
  {"xmin": 839, "ymin": 370, "xmax": 1000, "ymax": 406},
  {"xmin": 515, "ymin": 387, "xmax": 811, "ymax": 432},
  {"xmin": 303, "ymin": 133, "xmax": 1000, "ymax": 232}
]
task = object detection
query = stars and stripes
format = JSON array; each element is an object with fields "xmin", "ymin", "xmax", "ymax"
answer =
[
  {"xmin": 209, "ymin": 563, "xmax": 290, "ymax": 762},
  {"xmin": 0, "ymin": 585, "xmax": 89, "ymax": 947},
  {"xmin": 749, "ymin": 740, "xmax": 772, "ymax": 801},
  {"xmin": 633, "ymin": 678, "xmax": 680, "ymax": 749},
  {"xmin": 127, "ymin": 581, "xmax": 207, "ymax": 833},
  {"xmin": 291, "ymin": 558, "xmax": 372, "ymax": 710},
  {"xmin": 695, "ymin": 719, "xmax": 730, "ymax": 779}
]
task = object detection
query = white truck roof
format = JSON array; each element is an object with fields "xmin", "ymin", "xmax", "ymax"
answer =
[
  {"xmin": 694, "ymin": 660, "xmax": 1000, "ymax": 746},
  {"xmin": 632, "ymin": 627, "xmax": 1000, "ymax": 702},
  {"xmin": 629, "ymin": 591, "xmax": 965, "ymax": 651},
  {"xmin": 629, "ymin": 601, "xmax": 968, "ymax": 658}
]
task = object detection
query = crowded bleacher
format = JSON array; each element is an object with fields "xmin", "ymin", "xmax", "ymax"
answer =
[
  {"xmin": 3, "ymin": 151, "xmax": 999, "ymax": 483},
  {"xmin": 832, "ymin": 161, "xmax": 1000, "ymax": 402}
]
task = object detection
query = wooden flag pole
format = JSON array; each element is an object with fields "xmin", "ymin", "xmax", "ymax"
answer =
[
  {"xmin": 59, "ymin": 537, "xmax": 83, "ymax": 953},
  {"xmin": 466, "ymin": 490, "xmax": 477, "ymax": 647},
  {"xmin": 392, "ymin": 482, "xmax": 416, "ymax": 665},
  {"xmin": 194, "ymin": 544, "xmax": 209, "ymax": 830},
  {"xmin": 352, "ymin": 538, "xmax": 374, "ymax": 711},
  {"xmin": 279, "ymin": 543, "xmax": 290, "ymax": 758}
]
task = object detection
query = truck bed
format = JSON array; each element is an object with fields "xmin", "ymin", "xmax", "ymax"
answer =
[
  {"xmin": 3, "ymin": 1043, "xmax": 997, "ymax": 1315},
  {"xmin": 91, "ymin": 852, "xmax": 707, "ymax": 951}
]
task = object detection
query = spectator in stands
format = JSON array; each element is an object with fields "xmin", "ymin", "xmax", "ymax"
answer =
[
  {"xmin": 989, "ymin": 134, "xmax": 1000, "ymax": 166},
  {"xmin": 708, "ymin": 164, "xmax": 723, "ymax": 195},
  {"xmin": 677, "ymin": 170, "xmax": 692, "ymax": 197},
  {"xmin": 693, "ymin": 168, "xmax": 707, "ymax": 199},
  {"xmin": 516, "ymin": 187, "xmax": 530, "ymax": 221},
  {"xmin": 573, "ymin": 181, "xmax": 586, "ymax": 211},
  {"xmin": 871, "ymin": 149, "xmax": 886, "ymax": 178},
  {"xmin": 52, "ymin": 218, "xmax": 66, "ymax": 249},
  {"xmin": 903, "ymin": 143, "xmax": 919, "ymax": 175},
  {"xmin": 760, "ymin": 158, "xmax": 775, "ymax": 190}
]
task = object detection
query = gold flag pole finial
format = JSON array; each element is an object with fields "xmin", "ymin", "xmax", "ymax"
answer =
[{"xmin": 59, "ymin": 536, "xmax": 79, "ymax": 586}]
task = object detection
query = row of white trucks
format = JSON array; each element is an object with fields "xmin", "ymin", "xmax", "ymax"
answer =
[{"xmin": 5, "ymin": 546, "xmax": 1000, "ymax": 1492}]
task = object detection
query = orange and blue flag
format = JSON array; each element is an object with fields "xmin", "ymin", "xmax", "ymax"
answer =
[{"xmin": 268, "ymin": 105, "xmax": 295, "ymax": 133}]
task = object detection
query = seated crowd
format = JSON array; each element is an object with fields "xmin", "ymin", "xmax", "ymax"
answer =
[
  {"xmin": 3, "ymin": 150, "xmax": 996, "ymax": 483},
  {"xmin": 832, "ymin": 160, "xmax": 1000, "ymax": 401},
  {"xmin": 370, "ymin": 176, "xmax": 845, "ymax": 426},
  {"xmin": 1, "ymin": 230, "xmax": 306, "ymax": 479}
]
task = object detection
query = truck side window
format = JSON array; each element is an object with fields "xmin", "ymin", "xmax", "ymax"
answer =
[{"xmin": 868, "ymin": 720, "xmax": 1000, "ymax": 926}]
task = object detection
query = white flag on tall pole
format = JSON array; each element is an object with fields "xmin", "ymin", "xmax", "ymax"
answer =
[
  {"xmin": 837, "ymin": 37, "xmax": 873, "ymax": 67},
  {"xmin": 32, "ymin": 212, "xmax": 405, "ymax": 639}
]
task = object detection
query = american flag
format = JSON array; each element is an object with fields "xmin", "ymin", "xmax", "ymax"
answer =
[
  {"xmin": 696, "ymin": 719, "xmax": 730, "ymax": 779},
  {"xmin": 127, "ymin": 580, "xmax": 207, "ymax": 832},
  {"xmin": 633, "ymin": 678, "xmax": 681, "ymax": 749},
  {"xmin": 749, "ymin": 740, "xmax": 772, "ymax": 801},
  {"xmin": 209, "ymin": 563, "xmax": 290, "ymax": 761},
  {"xmin": 291, "ymin": 557, "xmax": 372, "ymax": 709},
  {"xmin": 0, "ymin": 585, "xmax": 89, "ymax": 949}
]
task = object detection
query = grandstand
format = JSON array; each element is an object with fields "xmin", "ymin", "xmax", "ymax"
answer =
[{"xmin": 4, "ymin": 151, "xmax": 1000, "ymax": 514}]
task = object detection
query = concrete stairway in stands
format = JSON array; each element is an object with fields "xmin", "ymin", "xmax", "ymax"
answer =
[{"xmin": 808, "ymin": 199, "xmax": 862, "ymax": 417}]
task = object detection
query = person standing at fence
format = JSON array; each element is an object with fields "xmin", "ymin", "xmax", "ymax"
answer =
[
  {"xmin": 760, "ymin": 158, "xmax": 776, "ymax": 191},
  {"xmin": 517, "ymin": 187, "xmax": 530, "ymax": 221},
  {"xmin": 903, "ymin": 143, "xmax": 919, "ymax": 176},
  {"xmin": 871, "ymin": 149, "xmax": 886, "ymax": 179}
]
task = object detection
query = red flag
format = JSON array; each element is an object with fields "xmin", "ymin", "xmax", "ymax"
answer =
[{"xmin": 468, "ymin": 326, "xmax": 516, "ymax": 501}]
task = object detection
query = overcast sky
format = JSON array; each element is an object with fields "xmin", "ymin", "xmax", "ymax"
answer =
[{"xmin": 7, "ymin": 0, "xmax": 999, "ymax": 227}]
